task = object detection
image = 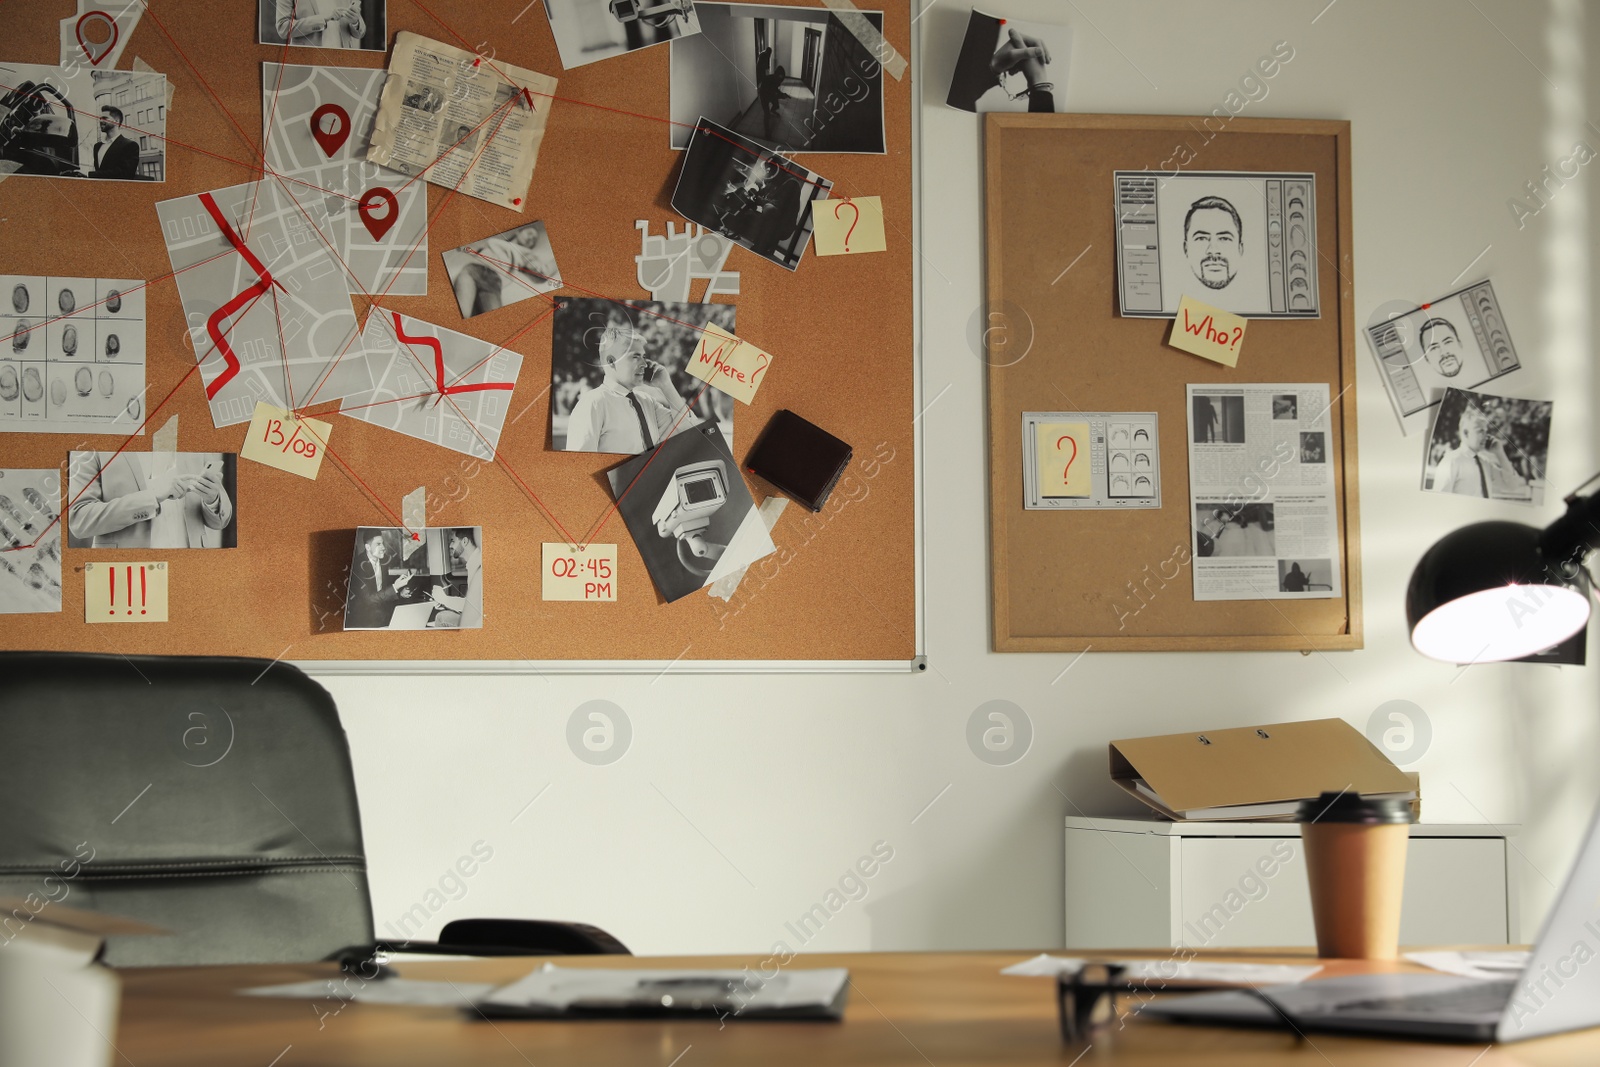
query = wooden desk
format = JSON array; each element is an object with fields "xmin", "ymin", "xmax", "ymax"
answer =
[{"xmin": 118, "ymin": 950, "xmax": 1596, "ymax": 1066}]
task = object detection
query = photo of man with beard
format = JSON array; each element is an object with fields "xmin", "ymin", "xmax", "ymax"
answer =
[{"xmin": 1183, "ymin": 195, "xmax": 1242, "ymax": 291}]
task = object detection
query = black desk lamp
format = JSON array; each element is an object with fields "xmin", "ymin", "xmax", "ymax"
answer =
[{"xmin": 1406, "ymin": 482, "xmax": 1599, "ymax": 663}]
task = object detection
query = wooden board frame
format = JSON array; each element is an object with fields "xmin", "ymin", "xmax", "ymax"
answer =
[
  {"xmin": 984, "ymin": 114, "xmax": 1361, "ymax": 653},
  {"xmin": 1, "ymin": 0, "xmax": 921, "ymax": 668}
]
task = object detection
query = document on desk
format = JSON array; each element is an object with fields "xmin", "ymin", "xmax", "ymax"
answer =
[
  {"xmin": 1002, "ymin": 954, "xmax": 1322, "ymax": 985},
  {"xmin": 478, "ymin": 965, "xmax": 850, "ymax": 1019},
  {"xmin": 242, "ymin": 978, "xmax": 496, "ymax": 1006},
  {"xmin": 1404, "ymin": 950, "xmax": 1529, "ymax": 981}
]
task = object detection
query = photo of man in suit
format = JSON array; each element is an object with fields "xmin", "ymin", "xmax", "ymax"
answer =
[
  {"xmin": 343, "ymin": 529, "xmax": 418, "ymax": 629},
  {"xmin": 89, "ymin": 105, "xmax": 140, "ymax": 180},
  {"xmin": 67, "ymin": 452, "xmax": 236, "ymax": 549}
]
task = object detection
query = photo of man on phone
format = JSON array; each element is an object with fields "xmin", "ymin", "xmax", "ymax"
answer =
[
  {"xmin": 564, "ymin": 321, "xmax": 701, "ymax": 454},
  {"xmin": 67, "ymin": 451, "xmax": 237, "ymax": 549}
]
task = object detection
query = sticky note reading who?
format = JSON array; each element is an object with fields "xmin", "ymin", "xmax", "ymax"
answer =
[
  {"xmin": 686, "ymin": 323, "xmax": 772, "ymax": 405},
  {"xmin": 241, "ymin": 402, "xmax": 330, "ymax": 480},
  {"xmin": 812, "ymin": 196, "xmax": 887, "ymax": 256},
  {"xmin": 85, "ymin": 561, "xmax": 168, "ymax": 623},
  {"xmin": 543, "ymin": 543, "xmax": 617, "ymax": 601},
  {"xmin": 1168, "ymin": 295, "xmax": 1247, "ymax": 368},
  {"xmin": 1036, "ymin": 422, "xmax": 1092, "ymax": 498}
]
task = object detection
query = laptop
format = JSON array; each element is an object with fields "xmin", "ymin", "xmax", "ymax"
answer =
[
  {"xmin": 385, "ymin": 602, "xmax": 439, "ymax": 630},
  {"xmin": 1146, "ymin": 799, "xmax": 1600, "ymax": 1043}
]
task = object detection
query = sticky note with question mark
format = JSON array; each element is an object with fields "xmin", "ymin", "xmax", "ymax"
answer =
[
  {"xmin": 685, "ymin": 322, "xmax": 772, "ymax": 405},
  {"xmin": 1035, "ymin": 422, "xmax": 1092, "ymax": 498},
  {"xmin": 1167, "ymin": 295, "xmax": 1247, "ymax": 367},
  {"xmin": 811, "ymin": 196, "xmax": 887, "ymax": 256}
]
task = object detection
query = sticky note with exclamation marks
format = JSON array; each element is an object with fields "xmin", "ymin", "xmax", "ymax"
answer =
[{"xmin": 84, "ymin": 562, "xmax": 169, "ymax": 623}]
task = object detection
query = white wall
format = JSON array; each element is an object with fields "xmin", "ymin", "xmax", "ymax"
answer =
[{"xmin": 325, "ymin": 0, "xmax": 1600, "ymax": 956}]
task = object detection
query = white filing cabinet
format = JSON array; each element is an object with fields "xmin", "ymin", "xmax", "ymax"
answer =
[{"xmin": 1064, "ymin": 817, "xmax": 1518, "ymax": 950}]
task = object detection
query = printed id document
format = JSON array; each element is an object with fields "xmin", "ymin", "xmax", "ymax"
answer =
[{"xmin": 1186, "ymin": 384, "xmax": 1342, "ymax": 602}]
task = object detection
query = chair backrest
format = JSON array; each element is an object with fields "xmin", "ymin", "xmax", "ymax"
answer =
[{"xmin": 0, "ymin": 652, "xmax": 374, "ymax": 966}]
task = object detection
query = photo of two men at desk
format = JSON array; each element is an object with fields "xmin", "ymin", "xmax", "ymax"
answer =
[{"xmin": 342, "ymin": 526, "xmax": 482, "ymax": 630}]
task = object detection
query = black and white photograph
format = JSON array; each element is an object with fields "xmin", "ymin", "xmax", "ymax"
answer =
[
  {"xmin": 1193, "ymin": 503, "xmax": 1275, "ymax": 558},
  {"xmin": 1299, "ymin": 431, "xmax": 1326, "ymax": 464},
  {"xmin": 1272, "ymin": 394, "xmax": 1297, "ymax": 419},
  {"xmin": 545, "ymin": 0, "xmax": 702, "ymax": 70},
  {"xmin": 606, "ymin": 422, "xmax": 775, "ymax": 603},
  {"xmin": 443, "ymin": 221, "xmax": 563, "ymax": 319},
  {"xmin": 1422, "ymin": 386, "xmax": 1550, "ymax": 506},
  {"xmin": 552, "ymin": 298, "xmax": 735, "ymax": 454},
  {"xmin": 0, "ymin": 63, "xmax": 168, "ymax": 181},
  {"xmin": 945, "ymin": 9, "xmax": 1070, "ymax": 114},
  {"xmin": 671, "ymin": 118, "xmax": 833, "ymax": 271},
  {"xmin": 259, "ymin": 0, "xmax": 387, "ymax": 51},
  {"xmin": 1190, "ymin": 393, "xmax": 1244, "ymax": 444},
  {"xmin": 66, "ymin": 451, "xmax": 237, "ymax": 549},
  {"xmin": 1114, "ymin": 171, "xmax": 1317, "ymax": 319},
  {"xmin": 342, "ymin": 527, "xmax": 483, "ymax": 630},
  {"xmin": 669, "ymin": 2, "xmax": 885, "ymax": 153},
  {"xmin": 1277, "ymin": 558, "xmax": 1332, "ymax": 593},
  {"xmin": 1364, "ymin": 280, "xmax": 1522, "ymax": 425},
  {"xmin": 0, "ymin": 468, "xmax": 62, "ymax": 615}
]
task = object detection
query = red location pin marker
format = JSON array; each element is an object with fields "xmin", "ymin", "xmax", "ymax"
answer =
[
  {"xmin": 358, "ymin": 187, "xmax": 399, "ymax": 240},
  {"xmin": 76, "ymin": 12, "xmax": 120, "ymax": 66},
  {"xmin": 310, "ymin": 104, "xmax": 351, "ymax": 157}
]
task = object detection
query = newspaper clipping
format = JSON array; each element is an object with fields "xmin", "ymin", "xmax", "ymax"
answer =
[
  {"xmin": 1187, "ymin": 383, "xmax": 1341, "ymax": 602},
  {"xmin": 365, "ymin": 32, "xmax": 558, "ymax": 210}
]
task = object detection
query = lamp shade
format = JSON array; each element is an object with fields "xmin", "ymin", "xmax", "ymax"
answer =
[{"xmin": 1407, "ymin": 520, "xmax": 1590, "ymax": 664}]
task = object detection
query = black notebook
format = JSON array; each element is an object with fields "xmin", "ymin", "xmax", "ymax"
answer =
[{"xmin": 744, "ymin": 410, "xmax": 853, "ymax": 512}]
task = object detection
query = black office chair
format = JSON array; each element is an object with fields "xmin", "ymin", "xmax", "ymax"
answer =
[{"xmin": 0, "ymin": 652, "xmax": 628, "ymax": 967}]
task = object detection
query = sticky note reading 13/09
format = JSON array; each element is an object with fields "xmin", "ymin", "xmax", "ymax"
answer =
[
  {"xmin": 543, "ymin": 544, "xmax": 617, "ymax": 602},
  {"xmin": 1036, "ymin": 422, "xmax": 1092, "ymax": 498},
  {"xmin": 240, "ymin": 402, "xmax": 329, "ymax": 480},
  {"xmin": 811, "ymin": 196, "xmax": 887, "ymax": 256},
  {"xmin": 85, "ymin": 561, "xmax": 168, "ymax": 623},
  {"xmin": 1168, "ymin": 294, "xmax": 1247, "ymax": 368},
  {"xmin": 686, "ymin": 323, "xmax": 772, "ymax": 405}
]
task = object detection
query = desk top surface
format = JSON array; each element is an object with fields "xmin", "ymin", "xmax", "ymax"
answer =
[{"xmin": 120, "ymin": 949, "xmax": 1590, "ymax": 1066}]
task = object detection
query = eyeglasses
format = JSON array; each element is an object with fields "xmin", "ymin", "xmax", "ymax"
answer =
[{"xmin": 1054, "ymin": 963, "xmax": 1291, "ymax": 1044}]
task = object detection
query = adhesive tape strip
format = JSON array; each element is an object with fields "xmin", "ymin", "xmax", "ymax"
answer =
[
  {"xmin": 151, "ymin": 414, "xmax": 178, "ymax": 452},
  {"xmin": 819, "ymin": 0, "xmax": 907, "ymax": 81}
]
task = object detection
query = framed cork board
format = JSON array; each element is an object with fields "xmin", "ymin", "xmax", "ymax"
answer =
[
  {"xmin": 984, "ymin": 113, "xmax": 1361, "ymax": 652},
  {"xmin": 0, "ymin": 0, "xmax": 919, "ymax": 669}
]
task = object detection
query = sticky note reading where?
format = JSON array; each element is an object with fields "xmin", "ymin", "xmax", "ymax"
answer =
[
  {"xmin": 543, "ymin": 543, "xmax": 617, "ymax": 601},
  {"xmin": 686, "ymin": 323, "xmax": 772, "ymax": 405},
  {"xmin": 241, "ymin": 402, "xmax": 329, "ymax": 480},
  {"xmin": 85, "ymin": 561, "xmax": 168, "ymax": 623},
  {"xmin": 1036, "ymin": 422, "xmax": 1092, "ymax": 498},
  {"xmin": 1168, "ymin": 295, "xmax": 1247, "ymax": 367},
  {"xmin": 812, "ymin": 197, "xmax": 887, "ymax": 256}
]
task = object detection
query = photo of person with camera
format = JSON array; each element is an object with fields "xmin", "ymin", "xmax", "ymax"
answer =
[{"xmin": 1424, "ymin": 387, "xmax": 1549, "ymax": 506}]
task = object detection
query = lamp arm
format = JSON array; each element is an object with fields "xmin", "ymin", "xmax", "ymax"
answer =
[{"xmin": 1538, "ymin": 491, "xmax": 1600, "ymax": 579}]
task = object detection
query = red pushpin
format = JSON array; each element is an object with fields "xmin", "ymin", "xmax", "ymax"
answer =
[
  {"xmin": 76, "ymin": 12, "xmax": 119, "ymax": 66},
  {"xmin": 358, "ymin": 187, "xmax": 399, "ymax": 240},
  {"xmin": 310, "ymin": 104, "xmax": 351, "ymax": 157}
]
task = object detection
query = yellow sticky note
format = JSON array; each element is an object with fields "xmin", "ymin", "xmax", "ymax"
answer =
[
  {"xmin": 241, "ymin": 402, "xmax": 330, "ymax": 480},
  {"xmin": 685, "ymin": 323, "xmax": 772, "ymax": 405},
  {"xmin": 812, "ymin": 196, "xmax": 887, "ymax": 256},
  {"xmin": 1167, "ymin": 295, "xmax": 1247, "ymax": 367},
  {"xmin": 543, "ymin": 543, "xmax": 617, "ymax": 601},
  {"xmin": 1036, "ymin": 422, "xmax": 1092, "ymax": 498},
  {"xmin": 85, "ymin": 561, "xmax": 168, "ymax": 623}
]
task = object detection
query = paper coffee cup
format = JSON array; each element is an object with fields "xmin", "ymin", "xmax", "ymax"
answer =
[{"xmin": 1298, "ymin": 791, "xmax": 1412, "ymax": 960}]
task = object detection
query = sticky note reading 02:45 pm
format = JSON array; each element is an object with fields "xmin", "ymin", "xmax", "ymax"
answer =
[
  {"xmin": 85, "ymin": 561, "xmax": 168, "ymax": 622},
  {"xmin": 1034, "ymin": 422, "xmax": 1092, "ymax": 498},
  {"xmin": 543, "ymin": 543, "xmax": 617, "ymax": 602}
]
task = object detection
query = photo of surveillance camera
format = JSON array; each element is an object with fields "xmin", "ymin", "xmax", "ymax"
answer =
[
  {"xmin": 544, "ymin": 0, "xmax": 703, "ymax": 70},
  {"xmin": 653, "ymin": 459, "xmax": 729, "ymax": 575},
  {"xmin": 608, "ymin": 422, "xmax": 774, "ymax": 603},
  {"xmin": 610, "ymin": 0, "xmax": 694, "ymax": 29}
]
